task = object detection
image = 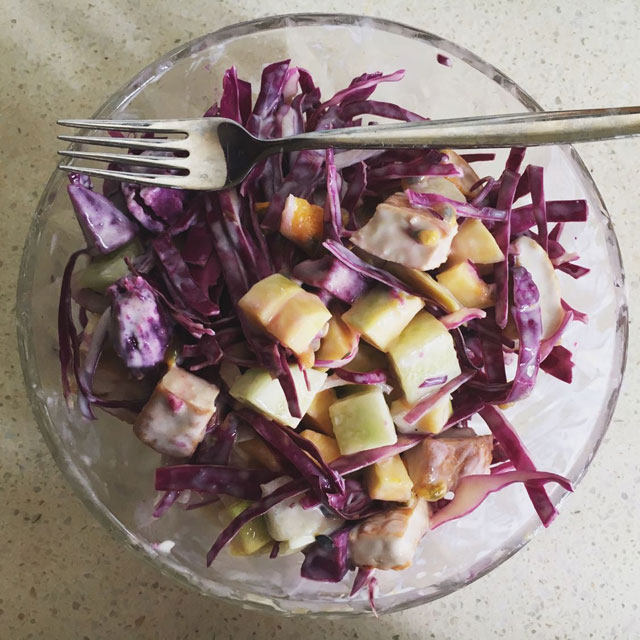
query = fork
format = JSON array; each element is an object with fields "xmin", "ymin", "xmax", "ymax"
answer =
[{"xmin": 57, "ymin": 106, "xmax": 640, "ymax": 191}]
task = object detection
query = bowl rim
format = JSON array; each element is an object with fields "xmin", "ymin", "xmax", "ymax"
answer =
[{"xmin": 16, "ymin": 12, "xmax": 629, "ymax": 616}]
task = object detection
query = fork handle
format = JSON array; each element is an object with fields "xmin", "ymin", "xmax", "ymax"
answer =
[{"xmin": 275, "ymin": 106, "xmax": 640, "ymax": 150}]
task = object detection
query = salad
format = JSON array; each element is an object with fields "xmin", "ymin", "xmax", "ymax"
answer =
[{"xmin": 58, "ymin": 60, "xmax": 589, "ymax": 607}]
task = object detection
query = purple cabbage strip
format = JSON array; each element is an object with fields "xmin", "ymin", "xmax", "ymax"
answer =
[
  {"xmin": 322, "ymin": 240, "xmax": 422, "ymax": 298},
  {"xmin": 540, "ymin": 345, "xmax": 574, "ymax": 383},
  {"xmin": 152, "ymin": 234, "xmax": 220, "ymax": 317},
  {"xmin": 58, "ymin": 249, "xmax": 91, "ymax": 409},
  {"xmin": 510, "ymin": 199, "xmax": 588, "ymax": 235},
  {"xmin": 339, "ymin": 100, "xmax": 425, "ymax": 122},
  {"xmin": 350, "ymin": 566, "xmax": 375, "ymax": 596},
  {"xmin": 368, "ymin": 154, "xmax": 460, "ymax": 182},
  {"xmin": 404, "ymin": 371, "xmax": 476, "ymax": 424},
  {"xmin": 527, "ymin": 166, "xmax": 548, "ymax": 252},
  {"xmin": 67, "ymin": 184, "xmax": 137, "ymax": 255},
  {"xmin": 430, "ymin": 470, "xmax": 572, "ymax": 530},
  {"xmin": 293, "ymin": 256, "xmax": 368, "ymax": 304},
  {"xmin": 419, "ymin": 375, "xmax": 448, "ymax": 389},
  {"xmin": 341, "ymin": 161, "xmax": 367, "ymax": 226},
  {"xmin": 206, "ymin": 478, "xmax": 307, "ymax": 565},
  {"xmin": 301, "ymin": 528, "xmax": 352, "ymax": 583},
  {"xmin": 181, "ymin": 222, "xmax": 214, "ymax": 266},
  {"xmin": 219, "ymin": 66, "xmax": 252, "ymax": 124},
  {"xmin": 405, "ymin": 190, "xmax": 507, "ymax": 222},
  {"xmin": 238, "ymin": 410, "xmax": 344, "ymax": 498},
  {"xmin": 154, "ymin": 464, "xmax": 279, "ymax": 500},
  {"xmin": 331, "ymin": 435, "xmax": 425, "ymax": 475},
  {"xmin": 460, "ymin": 153, "xmax": 496, "ymax": 163},
  {"xmin": 479, "ymin": 405, "xmax": 559, "ymax": 526},
  {"xmin": 557, "ymin": 262, "xmax": 590, "ymax": 279},
  {"xmin": 333, "ymin": 368, "xmax": 387, "ymax": 385},
  {"xmin": 181, "ymin": 334, "xmax": 223, "ymax": 371},
  {"xmin": 324, "ymin": 147, "xmax": 344, "ymax": 241},
  {"xmin": 245, "ymin": 59, "xmax": 291, "ymax": 138},
  {"xmin": 493, "ymin": 169, "xmax": 520, "ymax": 328},
  {"xmin": 504, "ymin": 265, "xmax": 542, "ymax": 402},
  {"xmin": 121, "ymin": 182, "xmax": 165, "ymax": 233},
  {"xmin": 505, "ymin": 147, "xmax": 526, "ymax": 173},
  {"xmin": 153, "ymin": 490, "xmax": 181, "ymax": 518},
  {"xmin": 139, "ymin": 186, "xmax": 186, "ymax": 224}
]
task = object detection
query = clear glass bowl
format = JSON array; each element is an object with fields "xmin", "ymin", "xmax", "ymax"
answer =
[{"xmin": 16, "ymin": 14, "xmax": 628, "ymax": 616}]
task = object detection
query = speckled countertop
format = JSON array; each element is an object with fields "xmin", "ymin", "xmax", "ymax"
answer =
[{"xmin": 1, "ymin": 1, "xmax": 639, "ymax": 638}]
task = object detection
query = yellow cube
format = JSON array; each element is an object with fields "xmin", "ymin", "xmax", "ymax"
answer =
[
  {"xmin": 238, "ymin": 438, "xmax": 285, "ymax": 473},
  {"xmin": 238, "ymin": 273, "xmax": 300, "ymax": 326},
  {"xmin": 436, "ymin": 261, "xmax": 495, "ymax": 309},
  {"xmin": 268, "ymin": 289, "xmax": 332, "ymax": 356},
  {"xmin": 302, "ymin": 388, "xmax": 337, "ymax": 435},
  {"xmin": 300, "ymin": 429, "xmax": 341, "ymax": 464},
  {"xmin": 390, "ymin": 394, "xmax": 453, "ymax": 434},
  {"xmin": 365, "ymin": 455, "xmax": 413, "ymax": 502},
  {"xmin": 315, "ymin": 316, "xmax": 356, "ymax": 363},
  {"xmin": 342, "ymin": 287, "xmax": 424, "ymax": 352},
  {"xmin": 448, "ymin": 218, "xmax": 504, "ymax": 265}
]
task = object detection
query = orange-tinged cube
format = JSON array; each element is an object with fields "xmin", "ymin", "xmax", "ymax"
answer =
[
  {"xmin": 302, "ymin": 388, "xmax": 337, "ymax": 435},
  {"xmin": 365, "ymin": 455, "xmax": 413, "ymax": 502},
  {"xmin": 238, "ymin": 273, "xmax": 300, "ymax": 326},
  {"xmin": 300, "ymin": 429, "xmax": 341, "ymax": 463},
  {"xmin": 436, "ymin": 262, "xmax": 494, "ymax": 309},
  {"xmin": 280, "ymin": 194, "xmax": 324, "ymax": 251},
  {"xmin": 268, "ymin": 290, "xmax": 332, "ymax": 356},
  {"xmin": 448, "ymin": 218, "xmax": 504, "ymax": 265},
  {"xmin": 315, "ymin": 315, "xmax": 357, "ymax": 363}
]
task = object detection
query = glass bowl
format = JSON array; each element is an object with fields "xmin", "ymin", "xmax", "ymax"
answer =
[{"xmin": 16, "ymin": 13, "xmax": 627, "ymax": 616}]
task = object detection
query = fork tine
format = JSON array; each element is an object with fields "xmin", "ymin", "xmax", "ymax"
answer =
[
  {"xmin": 57, "ymin": 149, "xmax": 189, "ymax": 171},
  {"xmin": 58, "ymin": 164, "xmax": 189, "ymax": 189},
  {"xmin": 57, "ymin": 134, "xmax": 187, "ymax": 152},
  {"xmin": 57, "ymin": 118, "xmax": 193, "ymax": 133}
]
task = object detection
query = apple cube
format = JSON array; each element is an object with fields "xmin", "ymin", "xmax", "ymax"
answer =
[
  {"xmin": 441, "ymin": 149, "xmax": 480, "ymax": 196},
  {"xmin": 342, "ymin": 287, "xmax": 424, "ymax": 351},
  {"xmin": 448, "ymin": 218, "xmax": 504, "ymax": 265},
  {"xmin": 221, "ymin": 499, "xmax": 272, "ymax": 556},
  {"xmin": 436, "ymin": 261, "xmax": 495, "ymax": 309},
  {"xmin": 238, "ymin": 273, "xmax": 300, "ymax": 326},
  {"xmin": 391, "ymin": 394, "xmax": 452, "ymax": 434},
  {"xmin": 329, "ymin": 388, "xmax": 397, "ymax": 455},
  {"xmin": 387, "ymin": 311, "xmax": 461, "ymax": 404},
  {"xmin": 365, "ymin": 454, "xmax": 413, "ymax": 502},
  {"xmin": 229, "ymin": 366, "xmax": 326, "ymax": 428}
]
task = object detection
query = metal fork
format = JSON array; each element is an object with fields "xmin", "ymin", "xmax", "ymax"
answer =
[{"xmin": 58, "ymin": 106, "xmax": 640, "ymax": 191}]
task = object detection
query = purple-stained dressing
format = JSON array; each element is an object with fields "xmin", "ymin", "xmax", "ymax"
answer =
[{"xmin": 108, "ymin": 275, "xmax": 173, "ymax": 369}]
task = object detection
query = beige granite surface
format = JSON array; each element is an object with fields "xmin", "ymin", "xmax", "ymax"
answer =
[{"xmin": 1, "ymin": 1, "xmax": 639, "ymax": 638}]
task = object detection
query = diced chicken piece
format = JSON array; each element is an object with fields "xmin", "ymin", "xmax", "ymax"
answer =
[
  {"xmin": 351, "ymin": 192, "xmax": 458, "ymax": 271},
  {"xmin": 349, "ymin": 498, "xmax": 429, "ymax": 570},
  {"xmin": 402, "ymin": 434, "xmax": 493, "ymax": 501},
  {"xmin": 133, "ymin": 365, "xmax": 219, "ymax": 457},
  {"xmin": 261, "ymin": 477, "xmax": 342, "ymax": 550}
]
